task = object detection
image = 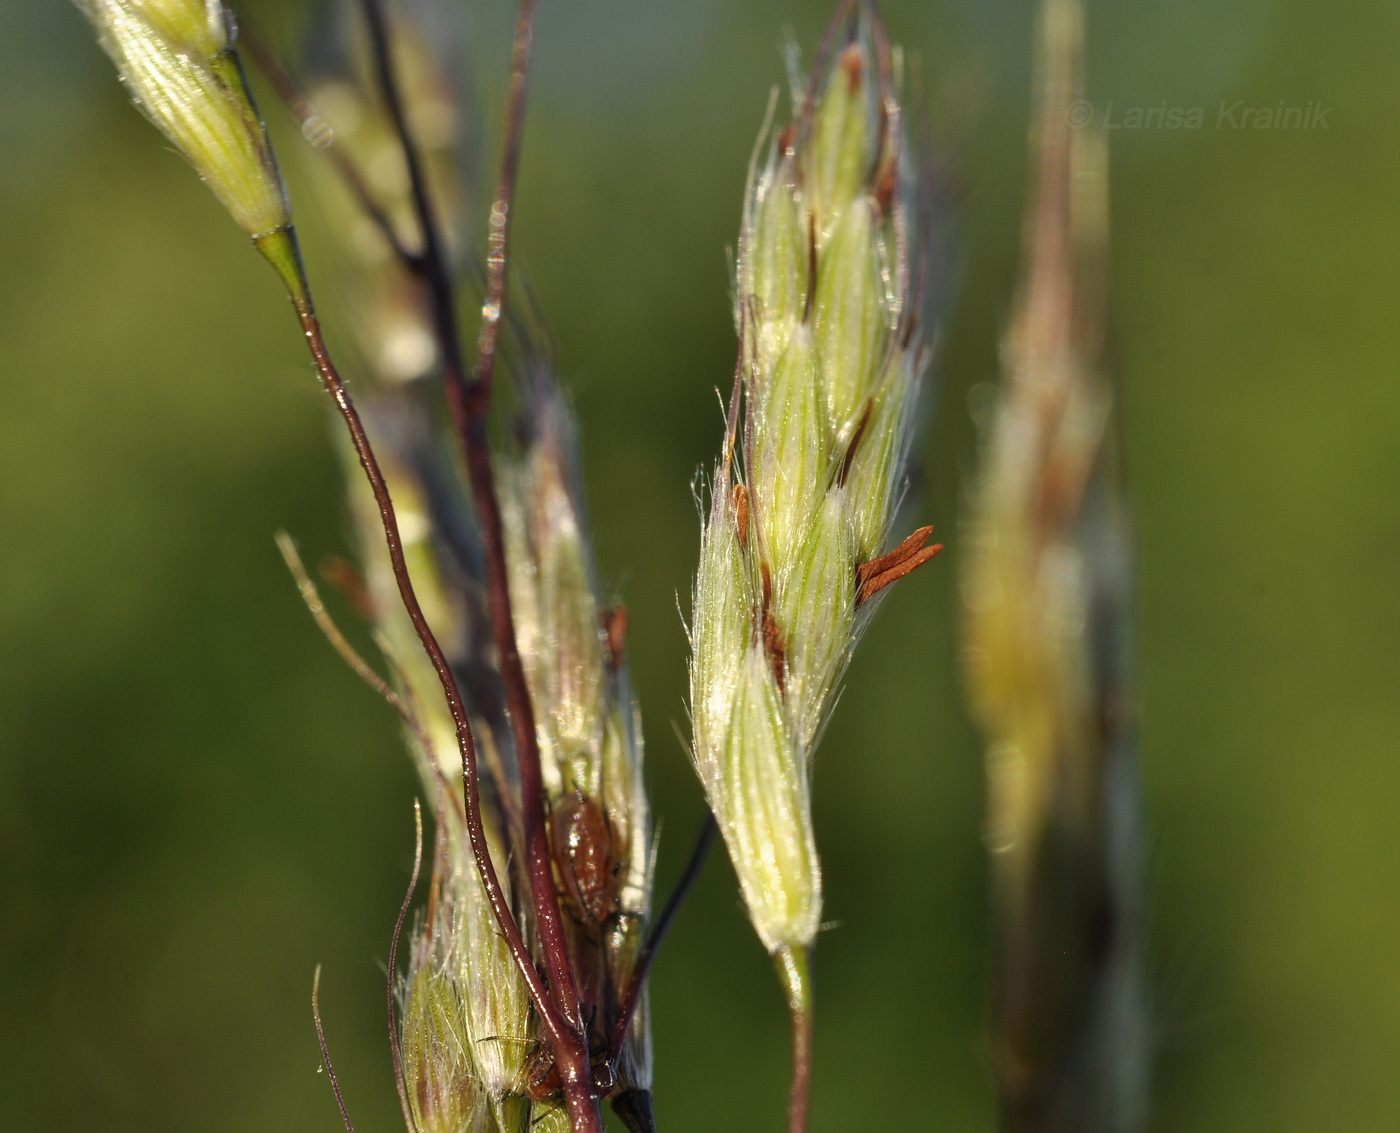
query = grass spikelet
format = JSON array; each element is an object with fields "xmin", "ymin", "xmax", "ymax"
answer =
[
  {"xmin": 690, "ymin": 0, "xmax": 934, "ymax": 962},
  {"xmin": 687, "ymin": 3, "xmax": 941, "ymax": 1127},
  {"xmin": 77, "ymin": 0, "xmax": 290, "ymax": 238},
  {"xmin": 960, "ymin": 1, "xmax": 1149, "ymax": 1128}
]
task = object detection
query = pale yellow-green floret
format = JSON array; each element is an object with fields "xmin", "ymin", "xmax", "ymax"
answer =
[
  {"xmin": 723, "ymin": 645, "xmax": 820, "ymax": 953},
  {"xmin": 79, "ymin": 0, "xmax": 290, "ymax": 238},
  {"xmin": 401, "ymin": 962, "xmax": 488, "ymax": 1133}
]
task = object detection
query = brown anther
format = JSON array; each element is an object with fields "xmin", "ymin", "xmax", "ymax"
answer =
[
  {"xmin": 840, "ymin": 43, "xmax": 864, "ymax": 94},
  {"xmin": 802, "ymin": 210, "xmax": 819, "ymax": 324},
  {"xmin": 762, "ymin": 609, "xmax": 787, "ymax": 696},
  {"xmin": 839, "ymin": 399, "xmax": 875, "ymax": 487},
  {"xmin": 856, "ymin": 544, "xmax": 943, "ymax": 606},
  {"xmin": 603, "ymin": 606, "xmax": 629, "ymax": 671},
  {"xmin": 732, "ymin": 482, "xmax": 750, "ymax": 549},
  {"xmin": 856, "ymin": 525, "xmax": 936, "ymax": 584},
  {"xmin": 758, "ymin": 562, "xmax": 787, "ymax": 695},
  {"xmin": 871, "ymin": 157, "xmax": 897, "ymax": 217},
  {"xmin": 319, "ymin": 555, "xmax": 376, "ymax": 621},
  {"xmin": 777, "ymin": 123, "xmax": 797, "ymax": 156}
]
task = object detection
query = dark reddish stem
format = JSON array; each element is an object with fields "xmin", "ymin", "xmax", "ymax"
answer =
[
  {"xmin": 358, "ymin": 3, "xmax": 599, "ymax": 1128},
  {"xmin": 608, "ymin": 814, "xmax": 718, "ymax": 1065},
  {"xmin": 466, "ymin": 0, "xmax": 535, "ymax": 413},
  {"xmin": 788, "ymin": 999, "xmax": 814, "ymax": 1133},
  {"xmin": 259, "ymin": 229, "xmax": 567, "ymax": 1059}
]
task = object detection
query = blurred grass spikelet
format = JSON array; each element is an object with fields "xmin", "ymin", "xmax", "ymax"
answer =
[
  {"xmin": 354, "ymin": 376, "xmax": 655, "ymax": 1125},
  {"xmin": 961, "ymin": 0, "xmax": 1110, "ymax": 918},
  {"xmin": 302, "ymin": 15, "xmax": 655, "ymax": 1118},
  {"xmin": 961, "ymin": 0, "xmax": 1148, "ymax": 1127},
  {"xmin": 689, "ymin": 0, "xmax": 937, "ymax": 962},
  {"xmin": 294, "ymin": 14, "xmax": 464, "ymax": 384},
  {"xmin": 322, "ymin": 42, "xmax": 653, "ymax": 1097},
  {"xmin": 401, "ymin": 955, "xmax": 489, "ymax": 1133},
  {"xmin": 77, "ymin": 0, "xmax": 290, "ymax": 239}
]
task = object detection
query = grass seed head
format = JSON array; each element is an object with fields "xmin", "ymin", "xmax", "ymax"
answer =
[
  {"xmin": 402, "ymin": 814, "xmax": 532, "ymax": 1123},
  {"xmin": 689, "ymin": 2, "xmax": 933, "ymax": 956}
]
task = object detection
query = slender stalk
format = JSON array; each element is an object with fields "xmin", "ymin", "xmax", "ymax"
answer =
[
  {"xmin": 358, "ymin": 0, "xmax": 465, "ymax": 374},
  {"xmin": 608, "ymin": 814, "xmax": 718, "ymax": 1065},
  {"xmin": 465, "ymin": 0, "xmax": 535, "ymax": 412},
  {"xmin": 277, "ymin": 533, "xmax": 477, "ymax": 833},
  {"xmin": 312, "ymin": 966, "xmax": 358, "ymax": 1133},
  {"xmin": 358, "ymin": 5, "xmax": 600, "ymax": 1127},
  {"xmin": 274, "ymin": 531, "xmax": 404, "ymax": 710},
  {"xmin": 239, "ymin": 17, "xmax": 421, "ymax": 269},
  {"xmin": 254, "ymin": 228, "xmax": 572, "ymax": 1058},
  {"xmin": 775, "ymin": 944, "xmax": 814, "ymax": 1133}
]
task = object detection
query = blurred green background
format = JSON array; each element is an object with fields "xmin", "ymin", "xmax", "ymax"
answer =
[{"xmin": 2, "ymin": 0, "xmax": 1398, "ymax": 1129}]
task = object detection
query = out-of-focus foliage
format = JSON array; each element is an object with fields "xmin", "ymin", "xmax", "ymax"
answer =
[{"xmin": 1, "ymin": 1, "xmax": 1398, "ymax": 1131}]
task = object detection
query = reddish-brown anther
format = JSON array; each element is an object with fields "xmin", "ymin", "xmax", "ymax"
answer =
[
  {"xmin": 855, "ymin": 527, "xmax": 944, "ymax": 606},
  {"xmin": 871, "ymin": 154, "xmax": 897, "ymax": 217},
  {"xmin": 320, "ymin": 555, "xmax": 376, "ymax": 621},
  {"xmin": 839, "ymin": 399, "xmax": 874, "ymax": 487},
  {"xmin": 733, "ymin": 481, "xmax": 751, "ymax": 549},
  {"xmin": 758, "ymin": 561, "xmax": 788, "ymax": 695},
  {"xmin": 856, "ymin": 525, "xmax": 936, "ymax": 584},
  {"xmin": 803, "ymin": 211, "xmax": 819, "ymax": 324}
]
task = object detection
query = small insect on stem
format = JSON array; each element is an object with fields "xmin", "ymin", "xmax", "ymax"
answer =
[
  {"xmin": 550, "ymin": 790, "xmax": 622, "ymax": 928},
  {"xmin": 522, "ymin": 1039, "xmax": 564, "ymax": 1102},
  {"xmin": 522, "ymin": 1029, "xmax": 617, "ymax": 1103}
]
